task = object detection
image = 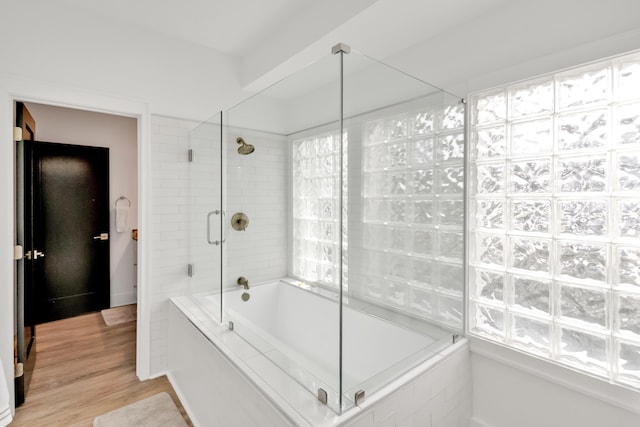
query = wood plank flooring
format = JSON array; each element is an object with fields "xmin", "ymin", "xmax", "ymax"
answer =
[{"xmin": 11, "ymin": 310, "xmax": 192, "ymax": 427}]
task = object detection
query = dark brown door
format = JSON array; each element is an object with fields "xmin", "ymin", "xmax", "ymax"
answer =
[
  {"xmin": 15, "ymin": 102, "xmax": 37, "ymax": 406},
  {"xmin": 31, "ymin": 141, "xmax": 111, "ymax": 323}
]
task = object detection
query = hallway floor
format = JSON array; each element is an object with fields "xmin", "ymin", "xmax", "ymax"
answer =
[{"xmin": 11, "ymin": 311, "xmax": 191, "ymax": 426}]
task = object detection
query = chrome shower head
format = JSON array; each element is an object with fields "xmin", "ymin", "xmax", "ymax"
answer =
[{"xmin": 236, "ymin": 137, "xmax": 255, "ymax": 155}]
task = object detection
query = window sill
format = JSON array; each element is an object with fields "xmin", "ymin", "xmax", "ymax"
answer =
[{"xmin": 468, "ymin": 335, "xmax": 640, "ymax": 416}]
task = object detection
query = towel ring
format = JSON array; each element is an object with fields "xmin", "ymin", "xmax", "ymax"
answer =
[{"xmin": 115, "ymin": 196, "xmax": 131, "ymax": 207}]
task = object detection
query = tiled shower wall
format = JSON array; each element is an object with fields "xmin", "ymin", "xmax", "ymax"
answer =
[
  {"xmin": 150, "ymin": 115, "xmax": 194, "ymax": 374},
  {"xmin": 150, "ymin": 116, "xmax": 290, "ymax": 375}
]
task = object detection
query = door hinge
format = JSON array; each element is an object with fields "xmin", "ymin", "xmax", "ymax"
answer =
[
  {"xmin": 14, "ymin": 245, "xmax": 23, "ymax": 260},
  {"xmin": 187, "ymin": 263, "xmax": 194, "ymax": 277},
  {"xmin": 14, "ymin": 127, "xmax": 22, "ymax": 142},
  {"xmin": 188, "ymin": 149, "xmax": 194, "ymax": 163}
]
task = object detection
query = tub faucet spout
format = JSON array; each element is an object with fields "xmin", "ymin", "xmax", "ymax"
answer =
[{"xmin": 237, "ymin": 276, "xmax": 249, "ymax": 290}]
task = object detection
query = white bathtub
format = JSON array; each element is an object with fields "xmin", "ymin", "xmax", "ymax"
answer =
[{"xmin": 168, "ymin": 280, "xmax": 471, "ymax": 426}]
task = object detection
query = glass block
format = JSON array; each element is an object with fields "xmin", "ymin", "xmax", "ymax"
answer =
[
  {"xmin": 319, "ymin": 155, "xmax": 334, "ymax": 175},
  {"xmin": 412, "ymin": 200, "xmax": 434, "ymax": 225},
  {"xmin": 440, "ymin": 103, "xmax": 465, "ymax": 130},
  {"xmin": 412, "ymin": 230, "xmax": 433, "ymax": 256},
  {"xmin": 412, "ymin": 259, "xmax": 434, "ymax": 286},
  {"xmin": 616, "ymin": 103, "xmax": 640, "ymax": 145},
  {"xmin": 559, "ymin": 200, "xmax": 607, "ymax": 236},
  {"xmin": 472, "ymin": 125, "xmax": 505, "ymax": 159},
  {"xmin": 511, "ymin": 238, "xmax": 550, "ymax": 272},
  {"xmin": 363, "ymin": 173, "xmax": 386, "ymax": 197},
  {"xmin": 618, "ymin": 341, "xmax": 640, "ymax": 387},
  {"xmin": 474, "ymin": 163, "xmax": 504, "ymax": 194},
  {"xmin": 439, "ymin": 200, "xmax": 464, "ymax": 226},
  {"xmin": 559, "ymin": 156, "xmax": 607, "ymax": 192},
  {"xmin": 616, "ymin": 59, "xmax": 640, "ymax": 101},
  {"xmin": 558, "ymin": 109, "xmax": 609, "ymax": 150},
  {"xmin": 388, "ymin": 255, "xmax": 409, "ymax": 281},
  {"xmin": 387, "ymin": 281, "xmax": 409, "ymax": 306},
  {"xmin": 364, "ymin": 276, "xmax": 385, "ymax": 300},
  {"xmin": 476, "ymin": 199, "xmax": 504, "ymax": 230},
  {"xmin": 474, "ymin": 91, "xmax": 506, "ymax": 124},
  {"xmin": 560, "ymin": 284, "xmax": 607, "ymax": 327},
  {"xmin": 363, "ymin": 198, "xmax": 388, "ymax": 222},
  {"xmin": 320, "ymin": 221, "xmax": 335, "ymax": 242},
  {"xmin": 510, "ymin": 119, "xmax": 552, "ymax": 155},
  {"xmin": 320, "ymin": 264, "xmax": 336, "ymax": 285},
  {"xmin": 511, "ymin": 160, "xmax": 551, "ymax": 193},
  {"xmin": 365, "ymin": 120, "xmax": 385, "ymax": 144},
  {"xmin": 438, "ymin": 263, "xmax": 464, "ymax": 293},
  {"xmin": 471, "ymin": 268, "xmax": 504, "ymax": 302},
  {"xmin": 509, "ymin": 80, "xmax": 553, "ymax": 118},
  {"xmin": 412, "ymin": 111, "xmax": 435, "ymax": 135},
  {"xmin": 617, "ymin": 246, "xmax": 640, "ymax": 287},
  {"xmin": 512, "ymin": 200, "xmax": 550, "ymax": 233},
  {"xmin": 439, "ymin": 231, "xmax": 464, "ymax": 258},
  {"xmin": 389, "ymin": 200, "xmax": 406, "ymax": 223},
  {"xmin": 557, "ymin": 66, "xmax": 610, "ymax": 110},
  {"xmin": 471, "ymin": 303, "xmax": 505, "ymax": 338},
  {"xmin": 385, "ymin": 116, "xmax": 408, "ymax": 140},
  {"xmin": 439, "ymin": 166, "xmax": 464, "ymax": 194},
  {"xmin": 617, "ymin": 293, "xmax": 640, "ymax": 336},
  {"xmin": 390, "ymin": 228, "xmax": 409, "ymax": 252},
  {"xmin": 476, "ymin": 234, "xmax": 504, "ymax": 267},
  {"xmin": 559, "ymin": 327, "xmax": 608, "ymax": 371},
  {"xmin": 511, "ymin": 315, "xmax": 550, "ymax": 354},
  {"xmin": 411, "ymin": 169, "xmax": 434, "ymax": 195},
  {"xmin": 617, "ymin": 152, "xmax": 640, "ymax": 191},
  {"xmin": 512, "ymin": 276, "xmax": 551, "ymax": 314},
  {"xmin": 438, "ymin": 294, "xmax": 463, "ymax": 328},
  {"xmin": 437, "ymin": 133, "xmax": 465, "ymax": 161},
  {"xmin": 363, "ymin": 224, "xmax": 387, "ymax": 250},
  {"xmin": 364, "ymin": 145, "xmax": 387, "ymax": 171},
  {"xmin": 410, "ymin": 287, "xmax": 434, "ymax": 318},
  {"xmin": 316, "ymin": 135, "xmax": 334, "ymax": 155},
  {"xmin": 617, "ymin": 200, "xmax": 640, "ymax": 237},
  {"xmin": 411, "ymin": 138, "xmax": 434, "ymax": 165},
  {"xmin": 388, "ymin": 142, "xmax": 407, "ymax": 167},
  {"xmin": 559, "ymin": 241, "xmax": 607, "ymax": 282},
  {"xmin": 319, "ymin": 199, "xmax": 336, "ymax": 219},
  {"xmin": 388, "ymin": 172, "xmax": 408, "ymax": 195}
]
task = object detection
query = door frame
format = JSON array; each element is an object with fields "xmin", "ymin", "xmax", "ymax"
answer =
[{"xmin": 0, "ymin": 77, "xmax": 152, "ymax": 411}]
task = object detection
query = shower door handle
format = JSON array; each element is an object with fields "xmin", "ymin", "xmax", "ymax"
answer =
[{"xmin": 207, "ymin": 210, "xmax": 224, "ymax": 246}]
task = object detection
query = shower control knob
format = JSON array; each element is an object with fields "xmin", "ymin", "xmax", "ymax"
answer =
[{"xmin": 231, "ymin": 213, "xmax": 249, "ymax": 231}]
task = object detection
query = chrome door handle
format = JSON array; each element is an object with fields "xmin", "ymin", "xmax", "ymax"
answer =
[{"xmin": 93, "ymin": 233, "xmax": 109, "ymax": 241}]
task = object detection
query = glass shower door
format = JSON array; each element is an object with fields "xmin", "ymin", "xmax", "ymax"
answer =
[{"xmin": 188, "ymin": 115, "xmax": 223, "ymax": 321}]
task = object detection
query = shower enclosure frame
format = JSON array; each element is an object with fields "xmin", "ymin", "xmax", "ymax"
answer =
[{"xmin": 187, "ymin": 42, "xmax": 467, "ymax": 417}]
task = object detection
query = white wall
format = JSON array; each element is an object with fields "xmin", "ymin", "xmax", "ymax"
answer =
[
  {"xmin": 24, "ymin": 102, "xmax": 138, "ymax": 306},
  {"xmin": 380, "ymin": 2, "xmax": 640, "ymax": 426}
]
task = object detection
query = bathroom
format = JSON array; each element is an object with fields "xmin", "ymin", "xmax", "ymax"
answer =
[{"xmin": 1, "ymin": 1, "xmax": 640, "ymax": 426}]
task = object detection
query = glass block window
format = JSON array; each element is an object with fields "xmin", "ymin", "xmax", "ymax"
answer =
[
  {"xmin": 469, "ymin": 51, "xmax": 640, "ymax": 388},
  {"xmin": 361, "ymin": 103, "xmax": 465, "ymax": 328},
  {"xmin": 292, "ymin": 132, "xmax": 346, "ymax": 289}
]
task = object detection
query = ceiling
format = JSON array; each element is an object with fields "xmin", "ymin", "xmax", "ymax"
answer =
[{"xmin": 58, "ymin": 0, "xmax": 513, "ymax": 88}]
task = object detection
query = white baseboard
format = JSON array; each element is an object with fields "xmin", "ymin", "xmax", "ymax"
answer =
[{"xmin": 111, "ymin": 291, "xmax": 136, "ymax": 307}]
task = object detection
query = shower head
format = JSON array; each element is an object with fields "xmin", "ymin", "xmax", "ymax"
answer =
[{"xmin": 236, "ymin": 137, "xmax": 255, "ymax": 155}]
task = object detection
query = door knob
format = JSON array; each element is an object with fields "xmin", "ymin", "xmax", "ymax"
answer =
[{"xmin": 93, "ymin": 233, "xmax": 109, "ymax": 241}]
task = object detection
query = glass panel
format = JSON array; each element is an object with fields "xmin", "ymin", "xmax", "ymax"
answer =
[
  {"xmin": 188, "ymin": 117, "xmax": 223, "ymax": 322},
  {"xmin": 344, "ymin": 50, "xmax": 462, "ymax": 411},
  {"xmin": 223, "ymin": 53, "xmax": 342, "ymax": 417}
]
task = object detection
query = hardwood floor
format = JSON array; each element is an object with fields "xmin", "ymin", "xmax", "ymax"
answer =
[{"xmin": 11, "ymin": 310, "xmax": 192, "ymax": 427}]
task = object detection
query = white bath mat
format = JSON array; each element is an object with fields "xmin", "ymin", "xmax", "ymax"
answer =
[
  {"xmin": 101, "ymin": 304, "xmax": 136, "ymax": 326},
  {"xmin": 93, "ymin": 392, "xmax": 187, "ymax": 427}
]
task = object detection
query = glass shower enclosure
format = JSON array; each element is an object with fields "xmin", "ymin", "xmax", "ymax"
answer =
[{"xmin": 188, "ymin": 43, "xmax": 465, "ymax": 415}]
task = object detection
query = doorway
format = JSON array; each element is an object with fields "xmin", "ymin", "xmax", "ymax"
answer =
[{"xmin": 13, "ymin": 101, "xmax": 139, "ymax": 405}]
